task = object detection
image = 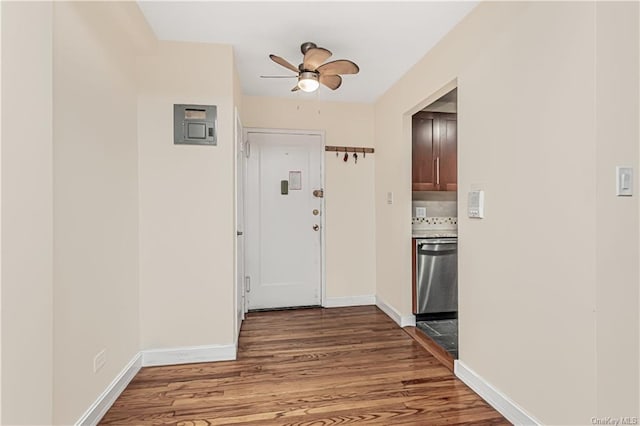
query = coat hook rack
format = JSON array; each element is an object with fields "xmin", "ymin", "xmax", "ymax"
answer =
[{"xmin": 325, "ymin": 146, "xmax": 375, "ymax": 154}]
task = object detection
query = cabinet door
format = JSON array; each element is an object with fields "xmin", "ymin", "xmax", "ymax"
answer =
[
  {"xmin": 412, "ymin": 113, "xmax": 436, "ymax": 191},
  {"xmin": 436, "ymin": 114, "xmax": 457, "ymax": 191}
]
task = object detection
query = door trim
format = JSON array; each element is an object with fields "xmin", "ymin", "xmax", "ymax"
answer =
[
  {"xmin": 234, "ymin": 107, "xmax": 245, "ymax": 341},
  {"xmin": 243, "ymin": 127, "xmax": 326, "ymax": 308}
]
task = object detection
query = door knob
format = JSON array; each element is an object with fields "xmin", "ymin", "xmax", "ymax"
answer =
[{"xmin": 313, "ymin": 224, "xmax": 319, "ymax": 231}]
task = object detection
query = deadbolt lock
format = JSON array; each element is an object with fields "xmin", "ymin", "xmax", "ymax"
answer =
[
  {"xmin": 313, "ymin": 224, "xmax": 320, "ymax": 231},
  {"xmin": 312, "ymin": 209, "xmax": 319, "ymax": 216}
]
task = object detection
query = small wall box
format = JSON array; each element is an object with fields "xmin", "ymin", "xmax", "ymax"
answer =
[{"xmin": 174, "ymin": 104, "xmax": 217, "ymax": 146}]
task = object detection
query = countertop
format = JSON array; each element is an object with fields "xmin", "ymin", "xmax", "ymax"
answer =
[{"xmin": 412, "ymin": 230, "xmax": 457, "ymax": 239}]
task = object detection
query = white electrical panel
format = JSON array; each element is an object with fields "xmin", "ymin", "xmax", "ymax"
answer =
[
  {"xmin": 616, "ymin": 166, "xmax": 633, "ymax": 196},
  {"xmin": 468, "ymin": 190, "xmax": 485, "ymax": 218}
]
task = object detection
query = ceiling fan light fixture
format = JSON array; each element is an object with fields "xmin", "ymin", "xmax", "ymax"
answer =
[
  {"xmin": 297, "ymin": 71, "xmax": 319, "ymax": 92},
  {"xmin": 267, "ymin": 43, "xmax": 359, "ymax": 93}
]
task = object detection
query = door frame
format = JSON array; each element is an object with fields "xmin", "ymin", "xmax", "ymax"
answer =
[
  {"xmin": 234, "ymin": 107, "xmax": 245, "ymax": 340},
  {"xmin": 405, "ymin": 79, "xmax": 459, "ymax": 333},
  {"xmin": 243, "ymin": 127, "xmax": 326, "ymax": 308}
]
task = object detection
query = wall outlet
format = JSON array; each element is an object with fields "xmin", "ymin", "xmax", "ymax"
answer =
[
  {"xmin": 93, "ymin": 349, "xmax": 106, "ymax": 373},
  {"xmin": 416, "ymin": 207, "xmax": 427, "ymax": 218}
]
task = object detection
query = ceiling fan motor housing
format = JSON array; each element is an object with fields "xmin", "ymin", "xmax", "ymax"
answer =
[{"xmin": 300, "ymin": 42, "xmax": 318, "ymax": 55}]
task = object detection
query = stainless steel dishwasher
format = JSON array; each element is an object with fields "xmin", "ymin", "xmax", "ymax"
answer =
[{"xmin": 415, "ymin": 238, "xmax": 458, "ymax": 318}]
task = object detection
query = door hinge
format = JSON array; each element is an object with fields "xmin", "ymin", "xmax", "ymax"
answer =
[{"xmin": 245, "ymin": 276, "xmax": 251, "ymax": 292}]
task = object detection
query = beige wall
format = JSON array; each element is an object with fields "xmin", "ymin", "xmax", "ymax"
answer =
[
  {"xmin": 1, "ymin": 3, "xmax": 53, "ymax": 424},
  {"xmin": 51, "ymin": 3, "xmax": 153, "ymax": 423},
  {"xmin": 138, "ymin": 41, "xmax": 236, "ymax": 349},
  {"xmin": 234, "ymin": 61, "xmax": 243, "ymax": 117},
  {"xmin": 0, "ymin": 4, "xmax": 3, "ymax": 420},
  {"xmin": 595, "ymin": 1, "xmax": 640, "ymax": 416},
  {"xmin": 2, "ymin": 5, "xmax": 239, "ymax": 421},
  {"xmin": 241, "ymin": 96, "xmax": 376, "ymax": 301},
  {"xmin": 375, "ymin": 1, "xmax": 638, "ymax": 423}
]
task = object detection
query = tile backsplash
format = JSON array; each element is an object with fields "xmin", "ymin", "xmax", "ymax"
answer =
[
  {"xmin": 412, "ymin": 200, "xmax": 457, "ymax": 218},
  {"xmin": 412, "ymin": 199, "xmax": 457, "ymax": 230},
  {"xmin": 412, "ymin": 217, "xmax": 457, "ymax": 225}
]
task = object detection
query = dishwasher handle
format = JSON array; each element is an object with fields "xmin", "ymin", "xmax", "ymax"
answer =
[{"xmin": 418, "ymin": 240, "xmax": 457, "ymax": 254}]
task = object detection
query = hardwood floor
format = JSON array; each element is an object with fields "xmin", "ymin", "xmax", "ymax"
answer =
[
  {"xmin": 403, "ymin": 326, "xmax": 454, "ymax": 372},
  {"xmin": 100, "ymin": 306, "xmax": 509, "ymax": 425}
]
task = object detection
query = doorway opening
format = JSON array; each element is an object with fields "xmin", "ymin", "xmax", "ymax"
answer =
[{"xmin": 410, "ymin": 87, "xmax": 459, "ymax": 360}]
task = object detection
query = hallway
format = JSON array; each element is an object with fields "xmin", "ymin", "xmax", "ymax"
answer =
[{"xmin": 101, "ymin": 306, "xmax": 507, "ymax": 425}]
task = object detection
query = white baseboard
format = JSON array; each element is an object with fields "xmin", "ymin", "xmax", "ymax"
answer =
[
  {"xmin": 76, "ymin": 343, "xmax": 238, "ymax": 424},
  {"xmin": 454, "ymin": 360, "xmax": 540, "ymax": 425},
  {"xmin": 323, "ymin": 295, "xmax": 376, "ymax": 308},
  {"xmin": 75, "ymin": 353, "xmax": 142, "ymax": 426},
  {"xmin": 141, "ymin": 343, "xmax": 237, "ymax": 367},
  {"xmin": 375, "ymin": 296, "xmax": 416, "ymax": 327}
]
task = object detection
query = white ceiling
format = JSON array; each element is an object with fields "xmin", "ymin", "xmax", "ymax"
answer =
[{"xmin": 137, "ymin": 1, "xmax": 478, "ymax": 103}]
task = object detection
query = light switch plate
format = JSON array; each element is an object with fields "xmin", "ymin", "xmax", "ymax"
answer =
[
  {"xmin": 468, "ymin": 190, "xmax": 485, "ymax": 218},
  {"xmin": 616, "ymin": 166, "xmax": 633, "ymax": 196},
  {"xmin": 387, "ymin": 192, "xmax": 393, "ymax": 205},
  {"xmin": 416, "ymin": 207, "xmax": 427, "ymax": 218}
]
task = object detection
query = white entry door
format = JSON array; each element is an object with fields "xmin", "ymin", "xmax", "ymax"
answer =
[{"xmin": 245, "ymin": 130, "xmax": 323, "ymax": 310}]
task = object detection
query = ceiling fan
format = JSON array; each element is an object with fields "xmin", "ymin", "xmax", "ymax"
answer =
[{"xmin": 261, "ymin": 42, "xmax": 360, "ymax": 93}]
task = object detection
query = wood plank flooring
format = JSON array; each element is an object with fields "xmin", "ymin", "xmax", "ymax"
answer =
[
  {"xmin": 100, "ymin": 306, "xmax": 509, "ymax": 425},
  {"xmin": 403, "ymin": 326, "xmax": 454, "ymax": 372}
]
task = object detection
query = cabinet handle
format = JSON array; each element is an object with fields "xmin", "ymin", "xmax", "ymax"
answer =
[{"xmin": 436, "ymin": 157, "xmax": 440, "ymax": 185}]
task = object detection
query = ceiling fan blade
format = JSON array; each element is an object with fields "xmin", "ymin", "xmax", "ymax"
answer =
[
  {"xmin": 269, "ymin": 54, "xmax": 299, "ymax": 73},
  {"xmin": 320, "ymin": 74, "xmax": 342, "ymax": 90},
  {"xmin": 291, "ymin": 85, "xmax": 300, "ymax": 92},
  {"xmin": 260, "ymin": 75, "xmax": 298, "ymax": 78},
  {"xmin": 317, "ymin": 59, "xmax": 360, "ymax": 76},
  {"xmin": 303, "ymin": 47, "xmax": 332, "ymax": 71}
]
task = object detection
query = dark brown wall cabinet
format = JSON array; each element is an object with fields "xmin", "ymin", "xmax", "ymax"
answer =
[{"xmin": 412, "ymin": 112, "xmax": 457, "ymax": 191}]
